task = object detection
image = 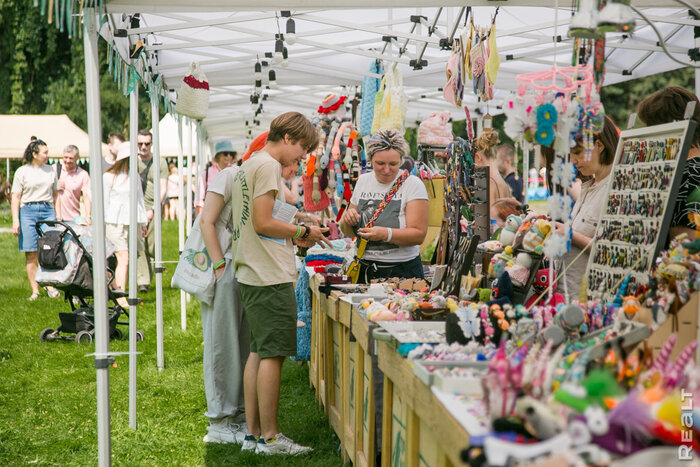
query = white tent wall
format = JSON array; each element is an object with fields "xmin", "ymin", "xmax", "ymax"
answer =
[{"xmin": 102, "ymin": 2, "xmax": 700, "ymax": 143}]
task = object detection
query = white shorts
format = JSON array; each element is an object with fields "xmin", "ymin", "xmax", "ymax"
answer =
[{"xmin": 106, "ymin": 223, "xmax": 144, "ymax": 252}]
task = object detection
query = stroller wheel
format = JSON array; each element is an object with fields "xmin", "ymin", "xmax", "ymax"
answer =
[
  {"xmin": 136, "ymin": 330, "xmax": 145, "ymax": 342},
  {"xmin": 111, "ymin": 328, "xmax": 123, "ymax": 340},
  {"xmin": 40, "ymin": 328, "xmax": 55, "ymax": 342},
  {"xmin": 75, "ymin": 330, "xmax": 93, "ymax": 344}
]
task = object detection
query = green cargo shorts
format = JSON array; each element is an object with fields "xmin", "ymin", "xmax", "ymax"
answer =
[{"xmin": 238, "ymin": 282, "xmax": 297, "ymax": 359}]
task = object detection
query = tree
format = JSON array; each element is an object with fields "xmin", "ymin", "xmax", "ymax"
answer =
[{"xmin": 0, "ymin": 0, "xmax": 161, "ymax": 143}]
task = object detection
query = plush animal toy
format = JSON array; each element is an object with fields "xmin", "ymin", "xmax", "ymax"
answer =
[
  {"xmin": 525, "ymin": 269, "xmax": 565, "ymax": 308},
  {"xmin": 507, "ymin": 252, "xmax": 533, "ymax": 287},
  {"xmin": 500, "ymin": 214, "xmax": 523, "ymax": 247},
  {"xmin": 488, "ymin": 271, "xmax": 515, "ymax": 306},
  {"xmin": 521, "ymin": 219, "xmax": 552, "ymax": 254},
  {"xmin": 489, "ymin": 246, "xmax": 516, "ymax": 279}
]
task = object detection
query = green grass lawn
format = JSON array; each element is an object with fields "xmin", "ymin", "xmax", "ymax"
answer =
[{"xmin": 0, "ymin": 209, "xmax": 342, "ymax": 466}]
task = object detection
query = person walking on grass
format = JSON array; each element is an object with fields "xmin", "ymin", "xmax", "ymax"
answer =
[
  {"xmin": 135, "ymin": 129, "xmax": 168, "ymax": 293},
  {"xmin": 230, "ymin": 112, "xmax": 331, "ymax": 455},
  {"xmin": 57, "ymin": 145, "xmax": 91, "ymax": 224},
  {"xmin": 11, "ymin": 138, "xmax": 61, "ymax": 300}
]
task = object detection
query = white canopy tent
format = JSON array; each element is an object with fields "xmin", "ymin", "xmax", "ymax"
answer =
[
  {"xmin": 0, "ymin": 114, "xmax": 108, "ymax": 159},
  {"xmin": 70, "ymin": 1, "xmax": 700, "ymax": 465},
  {"xmin": 101, "ymin": 2, "xmax": 700, "ymax": 144}
]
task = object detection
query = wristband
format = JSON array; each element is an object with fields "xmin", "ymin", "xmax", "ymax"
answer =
[
  {"xmin": 301, "ymin": 225, "xmax": 311, "ymax": 239},
  {"xmin": 293, "ymin": 225, "xmax": 302, "ymax": 239},
  {"xmin": 213, "ymin": 259, "xmax": 226, "ymax": 270},
  {"xmin": 386, "ymin": 227, "xmax": 393, "ymax": 242},
  {"xmin": 13, "ymin": 218, "xmax": 19, "ymax": 222}
]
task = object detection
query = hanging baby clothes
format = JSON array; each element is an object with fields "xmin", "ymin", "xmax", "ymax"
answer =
[{"xmin": 361, "ymin": 61, "xmax": 382, "ymax": 137}]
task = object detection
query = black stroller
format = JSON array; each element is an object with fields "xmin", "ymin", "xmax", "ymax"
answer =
[{"xmin": 35, "ymin": 220, "xmax": 144, "ymax": 344}]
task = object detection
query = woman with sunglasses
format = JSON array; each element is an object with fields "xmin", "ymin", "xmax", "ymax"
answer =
[
  {"xmin": 339, "ymin": 130, "xmax": 429, "ymax": 281},
  {"xmin": 11, "ymin": 138, "xmax": 62, "ymax": 300},
  {"xmin": 195, "ymin": 140, "xmax": 237, "ymax": 216}
]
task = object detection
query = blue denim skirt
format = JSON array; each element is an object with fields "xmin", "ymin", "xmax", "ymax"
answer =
[{"xmin": 19, "ymin": 202, "xmax": 56, "ymax": 252}]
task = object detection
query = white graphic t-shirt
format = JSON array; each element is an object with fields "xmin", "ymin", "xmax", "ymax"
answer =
[{"xmin": 350, "ymin": 172, "xmax": 428, "ymax": 262}]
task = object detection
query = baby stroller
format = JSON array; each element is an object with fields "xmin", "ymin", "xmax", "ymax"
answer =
[{"xmin": 34, "ymin": 220, "xmax": 144, "ymax": 344}]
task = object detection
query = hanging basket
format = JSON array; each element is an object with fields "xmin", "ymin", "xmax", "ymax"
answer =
[{"xmin": 174, "ymin": 61, "xmax": 210, "ymax": 120}]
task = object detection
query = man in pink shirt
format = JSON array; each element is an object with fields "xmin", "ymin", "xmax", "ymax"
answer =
[
  {"xmin": 195, "ymin": 140, "xmax": 236, "ymax": 215},
  {"xmin": 57, "ymin": 145, "xmax": 91, "ymax": 223}
]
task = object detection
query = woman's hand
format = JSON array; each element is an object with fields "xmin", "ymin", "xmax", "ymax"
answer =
[
  {"xmin": 214, "ymin": 266, "xmax": 225, "ymax": 280},
  {"xmin": 340, "ymin": 206, "xmax": 360, "ymax": 228},
  {"xmin": 357, "ymin": 226, "xmax": 390, "ymax": 242},
  {"xmin": 12, "ymin": 219, "xmax": 19, "ymax": 236}
]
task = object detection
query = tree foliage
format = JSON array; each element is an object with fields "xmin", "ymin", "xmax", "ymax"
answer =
[{"xmin": 0, "ymin": 0, "xmax": 158, "ymax": 143}]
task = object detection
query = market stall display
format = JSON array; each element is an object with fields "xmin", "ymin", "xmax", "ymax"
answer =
[{"xmin": 585, "ymin": 120, "xmax": 698, "ymax": 300}]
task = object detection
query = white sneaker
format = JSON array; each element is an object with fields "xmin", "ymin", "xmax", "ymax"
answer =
[
  {"xmin": 203, "ymin": 418, "xmax": 247, "ymax": 444},
  {"xmin": 241, "ymin": 434, "xmax": 258, "ymax": 451},
  {"xmin": 257, "ymin": 433, "xmax": 313, "ymax": 455}
]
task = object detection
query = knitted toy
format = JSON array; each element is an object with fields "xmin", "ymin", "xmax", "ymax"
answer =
[
  {"xmin": 521, "ymin": 219, "xmax": 552, "ymax": 254},
  {"xmin": 488, "ymin": 271, "xmax": 514, "ymax": 306},
  {"xmin": 500, "ymin": 214, "xmax": 523, "ymax": 247},
  {"xmin": 525, "ymin": 269, "xmax": 565, "ymax": 308}
]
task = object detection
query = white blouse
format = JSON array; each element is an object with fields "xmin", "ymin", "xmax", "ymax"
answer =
[{"xmin": 103, "ymin": 172, "xmax": 147, "ymax": 225}]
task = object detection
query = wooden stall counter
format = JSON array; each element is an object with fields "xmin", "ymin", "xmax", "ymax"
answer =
[{"xmin": 310, "ymin": 280, "xmax": 471, "ymax": 467}]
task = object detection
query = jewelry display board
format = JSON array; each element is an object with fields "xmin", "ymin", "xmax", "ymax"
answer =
[{"xmin": 585, "ymin": 120, "xmax": 697, "ymax": 299}]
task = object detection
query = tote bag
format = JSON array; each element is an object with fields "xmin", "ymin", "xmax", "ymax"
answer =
[{"xmin": 171, "ymin": 214, "xmax": 218, "ymax": 304}]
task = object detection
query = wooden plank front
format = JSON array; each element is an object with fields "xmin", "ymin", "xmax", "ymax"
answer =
[{"xmin": 377, "ymin": 340, "xmax": 470, "ymax": 467}]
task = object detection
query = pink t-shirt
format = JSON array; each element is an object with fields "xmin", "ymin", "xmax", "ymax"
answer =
[
  {"xmin": 195, "ymin": 163, "xmax": 223, "ymax": 208},
  {"xmin": 58, "ymin": 165, "xmax": 90, "ymax": 221}
]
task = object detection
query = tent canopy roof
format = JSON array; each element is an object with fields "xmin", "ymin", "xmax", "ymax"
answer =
[
  {"xmin": 0, "ymin": 114, "xmax": 108, "ymax": 159},
  {"xmin": 101, "ymin": 1, "xmax": 700, "ymax": 146}
]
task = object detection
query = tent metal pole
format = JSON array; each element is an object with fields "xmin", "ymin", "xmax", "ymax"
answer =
[
  {"xmin": 83, "ymin": 7, "xmax": 111, "ymax": 466},
  {"xmin": 151, "ymin": 97, "xmax": 165, "ymax": 371},
  {"xmin": 128, "ymin": 86, "xmax": 139, "ymax": 430},
  {"xmin": 177, "ymin": 116, "xmax": 188, "ymax": 332},
  {"xmin": 523, "ymin": 145, "xmax": 530, "ymax": 203},
  {"xmin": 184, "ymin": 118, "xmax": 193, "ymax": 330},
  {"xmin": 186, "ymin": 119, "xmax": 193, "ymax": 238}
]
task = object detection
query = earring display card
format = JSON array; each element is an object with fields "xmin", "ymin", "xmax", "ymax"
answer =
[{"xmin": 585, "ymin": 120, "xmax": 697, "ymax": 300}]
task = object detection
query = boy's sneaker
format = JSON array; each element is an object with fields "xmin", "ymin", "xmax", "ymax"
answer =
[
  {"xmin": 257, "ymin": 433, "xmax": 313, "ymax": 455},
  {"xmin": 203, "ymin": 418, "xmax": 247, "ymax": 444},
  {"xmin": 241, "ymin": 434, "xmax": 258, "ymax": 452}
]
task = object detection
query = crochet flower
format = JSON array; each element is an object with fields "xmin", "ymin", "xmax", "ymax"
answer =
[
  {"xmin": 537, "ymin": 103, "xmax": 558, "ymax": 126},
  {"xmin": 535, "ymin": 124, "xmax": 555, "ymax": 146}
]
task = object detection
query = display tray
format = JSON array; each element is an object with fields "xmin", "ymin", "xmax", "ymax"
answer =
[
  {"xmin": 340, "ymin": 293, "xmax": 373, "ymax": 304},
  {"xmin": 330, "ymin": 283, "xmax": 366, "ymax": 291},
  {"xmin": 412, "ymin": 360, "xmax": 488, "ymax": 388},
  {"xmin": 375, "ymin": 320, "xmax": 446, "ymax": 344},
  {"xmin": 431, "ymin": 386, "xmax": 490, "ymax": 436}
]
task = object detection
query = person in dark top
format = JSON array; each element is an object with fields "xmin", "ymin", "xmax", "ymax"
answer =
[
  {"xmin": 496, "ymin": 144, "xmax": 524, "ymax": 203},
  {"xmin": 637, "ymin": 86, "xmax": 700, "ymax": 240}
]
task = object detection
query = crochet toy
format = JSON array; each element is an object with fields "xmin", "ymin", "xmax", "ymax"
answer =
[
  {"xmin": 521, "ymin": 219, "xmax": 552, "ymax": 254},
  {"xmin": 500, "ymin": 214, "xmax": 523, "ymax": 247},
  {"xmin": 525, "ymin": 269, "xmax": 565, "ymax": 308},
  {"xmin": 488, "ymin": 271, "xmax": 514, "ymax": 307}
]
